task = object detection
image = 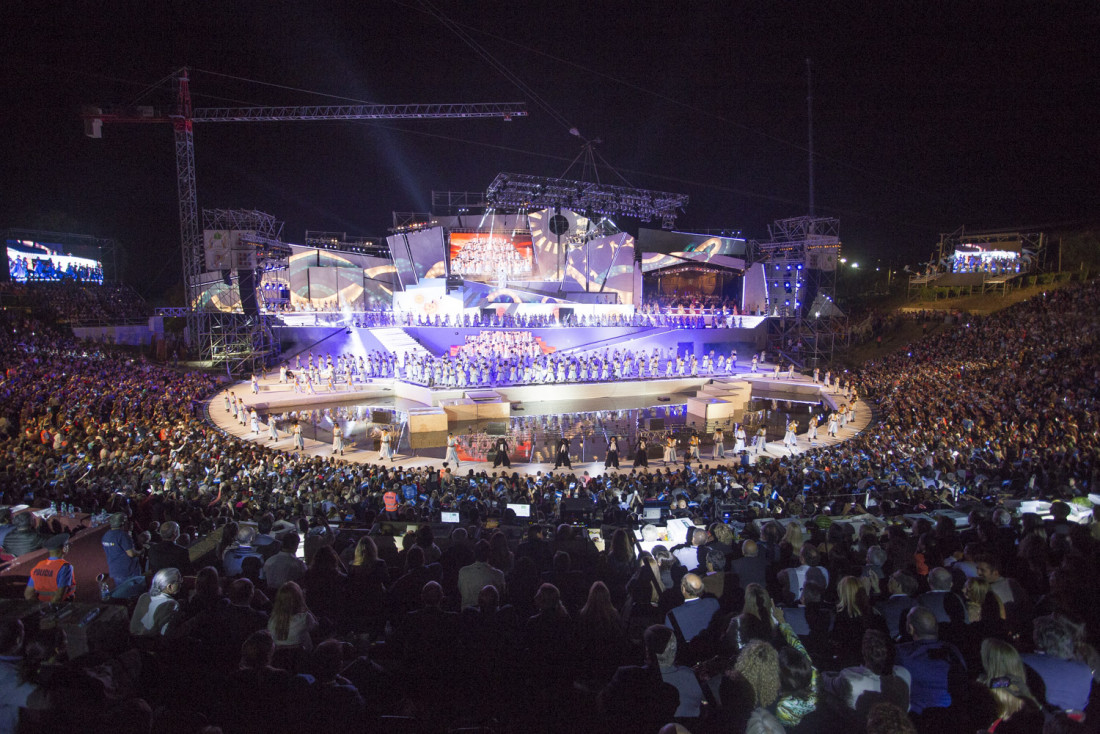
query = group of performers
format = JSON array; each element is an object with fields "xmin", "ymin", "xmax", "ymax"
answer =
[{"xmin": 450, "ymin": 237, "xmax": 532, "ymax": 278}]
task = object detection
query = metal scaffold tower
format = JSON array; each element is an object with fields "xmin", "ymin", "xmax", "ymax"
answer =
[
  {"xmin": 84, "ymin": 68, "xmax": 526, "ymax": 374},
  {"xmin": 750, "ymin": 215, "xmax": 847, "ymax": 369}
]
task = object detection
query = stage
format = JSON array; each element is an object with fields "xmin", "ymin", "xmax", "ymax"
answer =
[{"xmin": 208, "ymin": 366, "xmax": 868, "ymax": 477}]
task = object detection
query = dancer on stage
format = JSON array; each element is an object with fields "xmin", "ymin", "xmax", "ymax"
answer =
[
  {"xmin": 688, "ymin": 433, "xmax": 701, "ymax": 462},
  {"xmin": 332, "ymin": 423, "xmax": 344, "ymax": 456},
  {"xmin": 493, "ymin": 436, "xmax": 511, "ymax": 468},
  {"xmin": 734, "ymin": 424, "xmax": 747, "ymax": 454},
  {"xmin": 380, "ymin": 428, "xmax": 393, "ymax": 462},
  {"xmin": 605, "ymin": 435, "xmax": 620, "ymax": 469},
  {"xmin": 751, "ymin": 355, "xmax": 759, "ymax": 373},
  {"xmin": 664, "ymin": 435, "xmax": 677, "ymax": 465},
  {"xmin": 784, "ymin": 419, "xmax": 798, "ymax": 452},
  {"xmin": 445, "ymin": 433, "xmax": 460, "ymax": 467},
  {"xmin": 807, "ymin": 414, "xmax": 818, "ymax": 446},
  {"xmin": 250, "ymin": 408, "xmax": 260, "ymax": 435},
  {"xmin": 267, "ymin": 414, "xmax": 279, "ymax": 443},
  {"xmin": 293, "ymin": 421, "xmax": 304, "ymax": 450},
  {"xmin": 755, "ymin": 425, "xmax": 767, "ymax": 454},
  {"xmin": 554, "ymin": 436, "xmax": 571, "ymax": 469},
  {"xmin": 712, "ymin": 428, "xmax": 725, "ymax": 460},
  {"xmin": 827, "ymin": 411, "xmax": 839, "ymax": 438},
  {"xmin": 633, "ymin": 437, "xmax": 648, "ymax": 468}
]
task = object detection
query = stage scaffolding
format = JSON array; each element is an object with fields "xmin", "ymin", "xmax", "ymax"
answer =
[
  {"xmin": 750, "ymin": 216, "xmax": 847, "ymax": 370},
  {"xmin": 194, "ymin": 209, "xmax": 289, "ymax": 375}
]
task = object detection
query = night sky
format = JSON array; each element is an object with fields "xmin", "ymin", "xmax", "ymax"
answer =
[{"xmin": 4, "ymin": 1, "xmax": 1098, "ymax": 297}]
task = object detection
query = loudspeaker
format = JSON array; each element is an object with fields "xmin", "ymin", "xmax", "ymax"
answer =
[
  {"xmin": 238, "ymin": 268, "xmax": 259, "ymax": 317},
  {"xmin": 486, "ymin": 422, "xmax": 508, "ymax": 436},
  {"xmin": 371, "ymin": 411, "xmax": 393, "ymax": 425},
  {"xmin": 648, "ymin": 418, "xmax": 665, "ymax": 431}
]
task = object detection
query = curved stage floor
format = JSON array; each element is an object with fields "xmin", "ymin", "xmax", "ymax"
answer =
[{"xmin": 208, "ymin": 367, "xmax": 871, "ymax": 477}]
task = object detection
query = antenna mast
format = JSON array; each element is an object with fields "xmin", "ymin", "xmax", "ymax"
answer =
[{"xmin": 806, "ymin": 58, "xmax": 815, "ymax": 216}]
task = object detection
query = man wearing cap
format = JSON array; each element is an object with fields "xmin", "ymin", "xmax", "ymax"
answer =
[
  {"xmin": 101, "ymin": 513, "xmax": 145, "ymax": 598},
  {"xmin": 2, "ymin": 513, "xmax": 42, "ymax": 558},
  {"xmin": 24, "ymin": 533, "xmax": 75, "ymax": 603}
]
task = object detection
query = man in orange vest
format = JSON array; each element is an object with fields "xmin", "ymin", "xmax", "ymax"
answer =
[
  {"xmin": 382, "ymin": 487, "xmax": 399, "ymax": 518},
  {"xmin": 24, "ymin": 534, "xmax": 75, "ymax": 603}
]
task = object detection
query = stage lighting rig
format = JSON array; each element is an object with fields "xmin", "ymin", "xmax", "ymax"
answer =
[{"xmin": 486, "ymin": 172, "xmax": 688, "ymax": 229}]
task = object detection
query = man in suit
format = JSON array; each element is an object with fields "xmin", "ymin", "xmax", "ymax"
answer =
[
  {"xmin": 730, "ymin": 539, "xmax": 768, "ymax": 590},
  {"xmin": 918, "ymin": 567, "xmax": 966, "ymax": 625},
  {"xmin": 146, "ymin": 521, "xmax": 193, "ymax": 576},
  {"xmin": 876, "ymin": 570, "xmax": 919, "ymax": 639},
  {"xmin": 665, "ymin": 573, "xmax": 719, "ymax": 642}
]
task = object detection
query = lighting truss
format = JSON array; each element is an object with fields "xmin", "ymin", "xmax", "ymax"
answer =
[{"xmin": 486, "ymin": 172, "xmax": 688, "ymax": 229}]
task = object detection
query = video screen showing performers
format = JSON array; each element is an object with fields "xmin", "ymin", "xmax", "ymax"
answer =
[
  {"xmin": 448, "ymin": 232, "xmax": 534, "ymax": 283},
  {"xmin": 6, "ymin": 240, "xmax": 104, "ymax": 284},
  {"xmin": 950, "ymin": 244, "xmax": 1023, "ymax": 275}
]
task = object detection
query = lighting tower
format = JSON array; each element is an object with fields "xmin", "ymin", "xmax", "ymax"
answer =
[{"xmin": 85, "ymin": 68, "xmax": 526, "ymax": 370}]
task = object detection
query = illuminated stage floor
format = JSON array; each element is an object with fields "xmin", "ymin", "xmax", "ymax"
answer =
[{"xmin": 209, "ymin": 370, "xmax": 869, "ymax": 477}]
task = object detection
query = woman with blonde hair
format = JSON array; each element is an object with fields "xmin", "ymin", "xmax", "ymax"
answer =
[
  {"xmin": 267, "ymin": 581, "xmax": 317, "ymax": 651},
  {"xmin": 975, "ymin": 638, "xmax": 1043, "ymax": 733},
  {"xmin": 833, "ymin": 575, "xmax": 888, "ymax": 668}
]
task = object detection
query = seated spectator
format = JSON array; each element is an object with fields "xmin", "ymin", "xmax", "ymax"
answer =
[
  {"xmin": 222, "ymin": 525, "xmax": 265, "ymax": 579},
  {"xmin": 876, "ymin": 570, "xmax": 919, "ymax": 639},
  {"xmin": 972, "ymin": 638, "xmax": 1045, "ymax": 734},
  {"xmin": 895, "ymin": 607, "xmax": 967, "ymax": 720},
  {"xmin": 346, "ymin": 536, "xmax": 388, "ymax": 639},
  {"xmin": 919, "ymin": 567, "xmax": 967, "ymax": 625},
  {"xmin": 731, "ymin": 538, "xmax": 768, "ymax": 590},
  {"xmin": 838, "ymin": 629, "xmax": 912, "ymax": 718},
  {"xmin": 775, "ymin": 646, "xmax": 817, "ymax": 727},
  {"xmin": 718, "ymin": 639, "xmax": 781, "ymax": 733},
  {"xmin": 222, "ymin": 630, "xmax": 294, "ymax": 733},
  {"xmin": 574, "ymin": 580, "xmax": 629, "ymax": 685},
  {"xmin": 130, "ymin": 568, "xmax": 184, "ymax": 637},
  {"xmin": 262, "ymin": 532, "xmax": 307, "ymax": 592},
  {"xmin": 2, "ymin": 513, "xmax": 42, "ymax": 557},
  {"xmin": 0, "ymin": 619, "xmax": 49, "ymax": 732},
  {"xmin": 294, "ymin": 639, "xmax": 365, "ymax": 728},
  {"xmin": 301, "ymin": 545, "xmax": 347, "ymax": 627},
  {"xmin": 833, "ymin": 576, "xmax": 889, "ymax": 668},
  {"xmin": 665, "ymin": 573, "xmax": 720, "ymax": 644},
  {"xmin": 975, "ymin": 553, "xmax": 1029, "ymax": 631},
  {"xmin": 598, "ymin": 624, "xmax": 681, "ymax": 734},
  {"xmin": 1021, "ymin": 614, "xmax": 1092, "ymax": 717},
  {"xmin": 458, "ymin": 539, "xmax": 506, "ymax": 610},
  {"xmin": 268, "ymin": 581, "xmax": 317, "ymax": 652},
  {"xmin": 146, "ymin": 520, "xmax": 193, "ymax": 576}
]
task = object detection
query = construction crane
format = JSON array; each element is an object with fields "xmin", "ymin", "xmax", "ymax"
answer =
[{"xmin": 84, "ymin": 67, "xmax": 526, "ymax": 366}]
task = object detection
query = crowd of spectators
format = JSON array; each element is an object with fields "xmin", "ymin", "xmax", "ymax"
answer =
[
  {"xmin": 0, "ymin": 280, "xmax": 1098, "ymax": 732},
  {"xmin": 0, "ymin": 282, "xmax": 150, "ymax": 324}
]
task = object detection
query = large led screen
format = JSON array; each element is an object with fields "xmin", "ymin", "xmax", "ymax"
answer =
[
  {"xmin": 449, "ymin": 232, "xmax": 534, "ymax": 282},
  {"xmin": 6, "ymin": 239, "xmax": 103, "ymax": 284}
]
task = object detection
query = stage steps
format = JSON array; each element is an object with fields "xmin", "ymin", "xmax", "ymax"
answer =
[
  {"xmin": 557, "ymin": 326, "xmax": 674, "ymax": 356},
  {"xmin": 370, "ymin": 327, "xmax": 431, "ymax": 359}
]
